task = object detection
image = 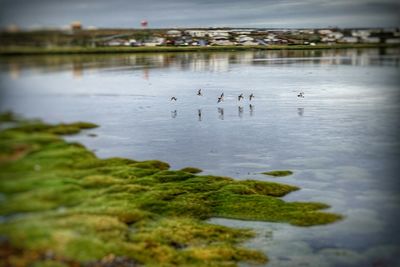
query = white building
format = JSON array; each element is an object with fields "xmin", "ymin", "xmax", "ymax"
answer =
[
  {"xmin": 105, "ymin": 39, "xmax": 128, "ymax": 46},
  {"xmin": 362, "ymin": 37, "xmax": 380, "ymax": 43},
  {"xmin": 318, "ymin": 29, "xmax": 333, "ymax": 35},
  {"xmin": 340, "ymin": 37, "xmax": 358, "ymax": 43},
  {"xmin": 143, "ymin": 37, "xmax": 165, "ymax": 46},
  {"xmin": 237, "ymin": 35, "xmax": 254, "ymax": 43},
  {"xmin": 211, "ymin": 39, "xmax": 235, "ymax": 46},
  {"xmin": 185, "ymin": 30, "xmax": 207, "ymax": 37},
  {"xmin": 166, "ymin": 30, "xmax": 182, "ymax": 37},
  {"xmin": 328, "ymin": 32, "xmax": 344, "ymax": 40},
  {"xmin": 351, "ymin": 30, "xmax": 371, "ymax": 38},
  {"xmin": 240, "ymin": 41, "xmax": 259, "ymax": 46},
  {"xmin": 207, "ymin": 30, "xmax": 230, "ymax": 37}
]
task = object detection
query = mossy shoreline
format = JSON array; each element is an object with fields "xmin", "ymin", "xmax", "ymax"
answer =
[
  {"xmin": 0, "ymin": 114, "xmax": 342, "ymax": 266},
  {"xmin": 0, "ymin": 43, "xmax": 398, "ymax": 56}
]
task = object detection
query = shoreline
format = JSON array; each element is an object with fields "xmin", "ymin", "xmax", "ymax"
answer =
[{"xmin": 0, "ymin": 43, "xmax": 398, "ymax": 56}]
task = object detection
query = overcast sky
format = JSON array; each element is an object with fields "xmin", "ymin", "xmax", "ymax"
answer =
[{"xmin": 0, "ymin": 0, "xmax": 399, "ymax": 29}]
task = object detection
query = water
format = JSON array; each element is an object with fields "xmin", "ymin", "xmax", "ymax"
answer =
[{"xmin": 1, "ymin": 49, "xmax": 399, "ymax": 266}]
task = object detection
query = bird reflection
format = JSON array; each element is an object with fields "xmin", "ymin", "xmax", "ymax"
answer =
[
  {"xmin": 297, "ymin": 108, "xmax": 304, "ymax": 116},
  {"xmin": 171, "ymin": 110, "xmax": 177, "ymax": 118},
  {"xmin": 198, "ymin": 109, "xmax": 202, "ymax": 121},
  {"xmin": 238, "ymin": 106, "xmax": 243, "ymax": 118},
  {"xmin": 218, "ymin": 107, "xmax": 224, "ymax": 120},
  {"xmin": 249, "ymin": 104, "xmax": 255, "ymax": 116}
]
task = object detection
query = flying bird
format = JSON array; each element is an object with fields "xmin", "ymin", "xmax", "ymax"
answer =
[
  {"xmin": 249, "ymin": 93, "xmax": 254, "ymax": 101},
  {"xmin": 197, "ymin": 89, "xmax": 202, "ymax": 96},
  {"xmin": 238, "ymin": 94, "xmax": 244, "ymax": 101},
  {"xmin": 217, "ymin": 96, "xmax": 223, "ymax": 103},
  {"xmin": 170, "ymin": 96, "xmax": 177, "ymax": 101},
  {"xmin": 297, "ymin": 92, "xmax": 304, "ymax": 98}
]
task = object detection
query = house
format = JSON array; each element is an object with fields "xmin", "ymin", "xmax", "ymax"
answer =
[
  {"xmin": 255, "ymin": 39, "xmax": 267, "ymax": 45},
  {"xmin": 230, "ymin": 29, "xmax": 254, "ymax": 35},
  {"xmin": 300, "ymin": 29, "xmax": 314, "ymax": 34},
  {"xmin": 318, "ymin": 29, "xmax": 333, "ymax": 35},
  {"xmin": 328, "ymin": 32, "xmax": 344, "ymax": 40},
  {"xmin": 211, "ymin": 36, "xmax": 235, "ymax": 45},
  {"xmin": 362, "ymin": 37, "xmax": 380, "ymax": 43},
  {"xmin": 185, "ymin": 30, "xmax": 207, "ymax": 37},
  {"xmin": 181, "ymin": 36, "xmax": 193, "ymax": 43},
  {"xmin": 128, "ymin": 39, "xmax": 138, "ymax": 46},
  {"xmin": 321, "ymin": 37, "xmax": 336, "ymax": 43},
  {"xmin": 104, "ymin": 39, "xmax": 128, "ymax": 46},
  {"xmin": 264, "ymin": 37, "xmax": 287, "ymax": 45},
  {"xmin": 240, "ymin": 41, "xmax": 259, "ymax": 46},
  {"xmin": 351, "ymin": 30, "xmax": 371, "ymax": 38},
  {"xmin": 339, "ymin": 37, "xmax": 358, "ymax": 43},
  {"xmin": 207, "ymin": 30, "xmax": 230, "ymax": 38},
  {"xmin": 166, "ymin": 30, "xmax": 182, "ymax": 37},
  {"xmin": 236, "ymin": 35, "xmax": 254, "ymax": 43},
  {"xmin": 143, "ymin": 37, "xmax": 165, "ymax": 46}
]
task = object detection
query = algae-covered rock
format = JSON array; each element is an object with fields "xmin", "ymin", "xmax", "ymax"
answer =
[
  {"xmin": 262, "ymin": 170, "xmax": 293, "ymax": 177},
  {"xmin": 180, "ymin": 167, "xmax": 203, "ymax": 174},
  {"xmin": 0, "ymin": 115, "xmax": 342, "ymax": 266}
]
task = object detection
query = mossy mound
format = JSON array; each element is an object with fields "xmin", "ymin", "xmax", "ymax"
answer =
[
  {"xmin": 262, "ymin": 170, "xmax": 294, "ymax": 177},
  {"xmin": 180, "ymin": 167, "xmax": 203, "ymax": 174},
  {"xmin": 0, "ymin": 115, "xmax": 342, "ymax": 266}
]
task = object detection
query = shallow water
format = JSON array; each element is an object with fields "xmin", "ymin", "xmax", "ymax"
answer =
[{"xmin": 1, "ymin": 48, "xmax": 400, "ymax": 266}]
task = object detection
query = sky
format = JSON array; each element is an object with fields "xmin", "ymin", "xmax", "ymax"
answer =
[{"xmin": 0, "ymin": 0, "xmax": 399, "ymax": 29}]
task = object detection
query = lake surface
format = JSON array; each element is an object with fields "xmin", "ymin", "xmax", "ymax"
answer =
[{"xmin": 1, "ymin": 48, "xmax": 400, "ymax": 266}]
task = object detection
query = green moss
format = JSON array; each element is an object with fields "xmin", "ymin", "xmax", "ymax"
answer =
[
  {"xmin": 0, "ymin": 111, "xmax": 18, "ymax": 123},
  {"xmin": 262, "ymin": 170, "xmax": 293, "ymax": 177},
  {"xmin": 180, "ymin": 167, "xmax": 203, "ymax": 174},
  {"xmin": 0, "ymin": 118, "xmax": 342, "ymax": 266},
  {"xmin": 4, "ymin": 120, "xmax": 98, "ymax": 135}
]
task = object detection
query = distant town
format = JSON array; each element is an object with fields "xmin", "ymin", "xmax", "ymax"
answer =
[{"xmin": 1, "ymin": 22, "xmax": 399, "ymax": 48}]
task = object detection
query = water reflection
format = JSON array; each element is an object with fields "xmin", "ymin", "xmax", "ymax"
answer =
[
  {"xmin": 72, "ymin": 62, "xmax": 83, "ymax": 79},
  {"xmin": 238, "ymin": 106, "xmax": 244, "ymax": 118},
  {"xmin": 297, "ymin": 107, "xmax": 304, "ymax": 116},
  {"xmin": 170, "ymin": 110, "xmax": 177, "ymax": 119},
  {"xmin": 217, "ymin": 107, "xmax": 224, "ymax": 120},
  {"xmin": 143, "ymin": 68, "xmax": 149, "ymax": 80},
  {"xmin": 9, "ymin": 62, "xmax": 20, "ymax": 79},
  {"xmin": 249, "ymin": 104, "xmax": 255, "ymax": 117},
  {"xmin": 167, "ymin": 106, "xmax": 258, "ymax": 121},
  {"xmin": 2, "ymin": 48, "xmax": 399, "ymax": 80}
]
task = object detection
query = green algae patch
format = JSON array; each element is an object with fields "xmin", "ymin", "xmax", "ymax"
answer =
[
  {"xmin": 180, "ymin": 167, "xmax": 203, "ymax": 174},
  {"xmin": 0, "ymin": 116, "xmax": 342, "ymax": 266},
  {"xmin": 262, "ymin": 170, "xmax": 293, "ymax": 177}
]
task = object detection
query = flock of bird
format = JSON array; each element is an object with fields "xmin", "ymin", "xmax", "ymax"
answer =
[{"xmin": 170, "ymin": 89, "xmax": 304, "ymax": 102}]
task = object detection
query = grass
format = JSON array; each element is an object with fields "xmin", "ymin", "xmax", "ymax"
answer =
[
  {"xmin": 0, "ymin": 43, "xmax": 397, "ymax": 55},
  {"xmin": 262, "ymin": 170, "xmax": 294, "ymax": 177},
  {"xmin": 0, "ymin": 113, "xmax": 342, "ymax": 266}
]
